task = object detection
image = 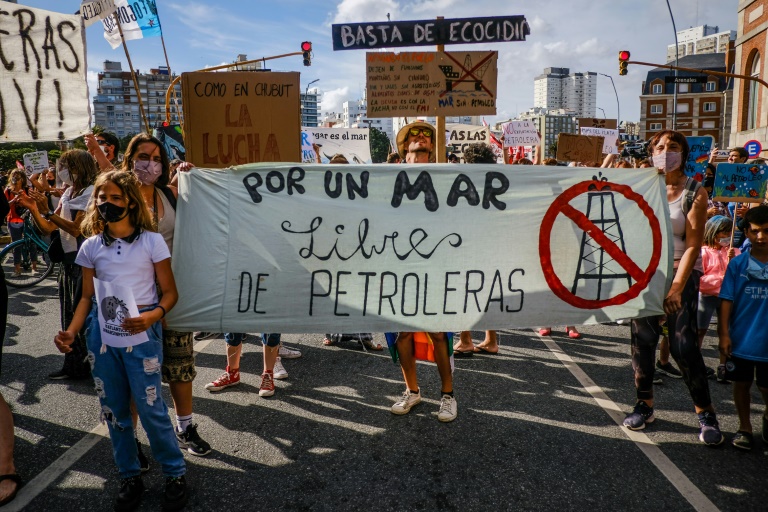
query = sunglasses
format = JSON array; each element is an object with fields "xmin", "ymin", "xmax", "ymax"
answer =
[
  {"xmin": 408, "ymin": 127, "xmax": 432, "ymax": 138},
  {"xmin": 96, "ymin": 139, "xmax": 108, "ymax": 145}
]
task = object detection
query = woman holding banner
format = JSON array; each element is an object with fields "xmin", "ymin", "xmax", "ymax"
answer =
[
  {"xmin": 119, "ymin": 133, "xmax": 212, "ymax": 459},
  {"xmin": 622, "ymin": 130, "xmax": 724, "ymax": 446}
]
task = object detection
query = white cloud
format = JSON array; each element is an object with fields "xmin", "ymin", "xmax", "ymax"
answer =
[
  {"xmin": 332, "ymin": 0, "xmax": 401, "ymax": 24},
  {"xmin": 321, "ymin": 86, "xmax": 352, "ymax": 113}
]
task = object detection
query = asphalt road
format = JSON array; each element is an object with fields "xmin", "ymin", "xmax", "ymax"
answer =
[{"xmin": 1, "ymin": 276, "xmax": 766, "ymax": 511}]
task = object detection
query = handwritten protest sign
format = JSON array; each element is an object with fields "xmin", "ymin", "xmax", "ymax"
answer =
[
  {"xmin": 301, "ymin": 128, "xmax": 372, "ymax": 164},
  {"xmin": 579, "ymin": 127, "xmax": 619, "ymax": 155},
  {"xmin": 333, "ymin": 16, "xmax": 529, "ymax": 50},
  {"xmin": 684, "ymin": 136, "xmax": 713, "ymax": 180},
  {"xmin": 168, "ymin": 165, "xmax": 671, "ymax": 333},
  {"xmin": 502, "ymin": 121, "xmax": 540, "ymax": 147},
  {"xmin": 181, "ymin": 72, "xmax": 300, "ymax": 168},
  {"xmin": 366, "ymin": 51, "xmax": 498, "ymax": 118},
  {"xmin": 712, "ymin": 163, "xmax": 768, "ymax": 203},
  {"xmin": 0, "ymin": 1, "xmax": 90, "ymax": 142},
  {"xmin": 80, "ymin": 0, "xmax": 116, "ymax": 27},
  {"xmin": 556, "ymin": 134, "xmax": 604, "ymax": 163},
  {"xmin": 23, "ymin": 151, "xmax": 49, "ymax": 176},
  {"xmin": 446, "ymin": 124, "xmax": 490, "ymax": 159},
  {"xmin": 578, "ymin": 118, "xmax": 617, "ymax": 130}
]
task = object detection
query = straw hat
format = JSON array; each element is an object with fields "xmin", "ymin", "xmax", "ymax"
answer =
[{"xmin": 396, "ymin": 121, "xmax": 436, "ymax": 160}]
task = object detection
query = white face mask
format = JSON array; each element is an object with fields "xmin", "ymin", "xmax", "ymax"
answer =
[
  {"xmin": 57, "ymin": 166, "xmax": 72, "ymax": 186},
  {"xmin": 652, "ymin": 151, "xmax": 683, "ymax": 173},
  {"xmin": 718, "ymin": 238, "xmax": 730, "ymax": 247}
]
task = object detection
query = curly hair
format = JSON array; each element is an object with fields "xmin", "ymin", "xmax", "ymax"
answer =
[
  {"xmin": 59, "ymin": 149, "xmax": 97, "ymax": 195},
  {"xmin": 81, "ymin": 170, "xmax": 155, "ymax": 237},
  {"xmin": 462, "ymin": 143, "xmax": 497, "ymax": 164}
]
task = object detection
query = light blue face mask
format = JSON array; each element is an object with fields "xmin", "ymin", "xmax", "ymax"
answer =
[{"xmin": 746, "ymin": 256, "xmax": 768, "ymax": 281}]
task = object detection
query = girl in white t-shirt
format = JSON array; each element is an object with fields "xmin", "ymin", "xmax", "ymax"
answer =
[{"xmin": 54, "ymin": 170, "xmax": 187, "ymax": 511}]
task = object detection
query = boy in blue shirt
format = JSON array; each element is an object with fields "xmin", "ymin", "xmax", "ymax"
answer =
[{"xmin": 718, "ymin": 205, "xmax": 768, "ymax": 450}]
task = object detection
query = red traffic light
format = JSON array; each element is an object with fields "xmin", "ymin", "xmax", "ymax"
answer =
[
  {"xmin": 619, "ymin": 50, "xmax": 630, "ymax": 61},
  {"xmin": 301, "ymin": 41, "xmax": 312, "ymax": 52}
]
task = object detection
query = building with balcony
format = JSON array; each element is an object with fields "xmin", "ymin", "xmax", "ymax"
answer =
[
  {"xmin": 667, "ymin": 25, "xmax": 737, "ymax": 63},
  {"xmin": 639, "ymin": 52, "xmax": 734, "ymax": 145},
  {"xmin": 92, "ymin": 60, "xmax": 182, "ymax": 137},
  {"xmin": 534, "ymin": 67, "xmax": 597, "ymax": 118}
]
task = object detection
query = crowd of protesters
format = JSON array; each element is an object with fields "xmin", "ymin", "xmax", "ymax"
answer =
[{"xmin": 1, "ymin": 124, "xmax": 767, "ymax": 510}]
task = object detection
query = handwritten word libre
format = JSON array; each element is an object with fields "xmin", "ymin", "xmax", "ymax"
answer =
[{"xmin": 242, "ymin": 169, "xmax": 511, "ymax": 212}]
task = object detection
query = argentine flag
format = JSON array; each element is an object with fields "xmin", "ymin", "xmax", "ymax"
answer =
[{"xmin": 102, "ymin": 0, "xmax": 162, "ymax": 49}]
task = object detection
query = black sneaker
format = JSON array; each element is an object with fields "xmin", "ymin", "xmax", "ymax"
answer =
[
  {"xmin": 135, "ymin": 438, "xmax": 149, "ymax": 473},
  {"xmin": 193, "ymin": 332, "xmax": 219, "ymax": 341},
  {"xmin": 716, "ymin": 364, "xmax": 730, "ymax": 383},
  {"xmin": 623, "ymin": 400, "xmax": 655, "ymax": 430},
  {"xmin": 176, "ymin": 424, "xmax": 211, "ymax": 456},
  {"xmin": 655, "ymin": 360, "xmax": 682, "ymax": 379},
  {"xmin": 162, "ymin": 475, "xmax": 188, "ymax": 511},
  {"xmin": 115, "ymin": 475, "xmax": 144, "ymax": 512},
  {"xmin": 653, "ymin": 373, "xmax": 663, "ymax": 385},
  {"xmin": 48, "ymin": 369, "xmax": 71, "ymax": 380},
  {"xmin": 705, "ymin": 367, "xmax": 716, "ymax": 379},
  {"xmin": 698, "ymin": 411, "xmax": 724, "ymax": 446}
]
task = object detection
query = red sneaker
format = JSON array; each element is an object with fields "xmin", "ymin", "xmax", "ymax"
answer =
[
  {"xmin": 205, "ymin": 366, "xmax": 240, "ymax": 392},
  {"xmin": 259, "ymin": 371, "xmax": 275, "ymax": 397}
]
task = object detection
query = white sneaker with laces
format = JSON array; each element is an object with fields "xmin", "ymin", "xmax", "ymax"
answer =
[
  {"xmin": 278, "ymin": 344, "xmax": 302, "ymax": 359},
  {"xmin": 437, "ymin": 394, "xmax": 457, "ymax": 422},
  {"xmin": 391, "ymin": 389, "xmax": 421, "ymax": 415},
  {"xmin": 273, "ymin": 357, "xmax": 288, "ymax": 380}
]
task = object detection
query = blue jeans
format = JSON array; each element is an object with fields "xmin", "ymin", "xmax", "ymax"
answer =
[
  {"xmin": 85, "ymin": 304, "xmax": 186, "ymax": 478},
  {"xmin": 224, "ymin": 332, "xmax": 281, "ymax": 347}
]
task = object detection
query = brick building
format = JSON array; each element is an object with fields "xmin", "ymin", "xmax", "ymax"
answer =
[
  {"xmin": 639, "ymin": 53, "xmax": 734, "ymax": 145},
  {"xmin": 729, "ymin": 0, "xmax": 768, "ymax": 152}
]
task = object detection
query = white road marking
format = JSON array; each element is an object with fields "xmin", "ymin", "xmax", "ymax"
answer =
[
  {"xmin": 5, "ymin": 423, "xmax": 109, "ymax": 512},
  {"xmin": 539, "ymin": 333, "xmax": 720, "ymax": 512}
]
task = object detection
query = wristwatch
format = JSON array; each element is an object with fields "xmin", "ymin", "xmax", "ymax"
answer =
[{"xmin": 43, "ymin": 210, "xmax": 55, "ymax": 219}]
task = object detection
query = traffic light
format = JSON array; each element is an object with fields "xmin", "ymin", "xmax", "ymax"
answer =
[
  {"xmin": 302, "ymin": 41, "xmax": 312, "ymax": 66},
  {"xmin": 618, "ymin": 50, "xmax": 630, "ymax": 76}
]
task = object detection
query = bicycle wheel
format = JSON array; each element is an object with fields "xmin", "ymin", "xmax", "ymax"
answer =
[{"xmin": 1, "ymin": 240, "xmax": 54, "ymax": 288}]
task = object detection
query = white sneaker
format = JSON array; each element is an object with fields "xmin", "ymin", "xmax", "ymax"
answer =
[
  {"xmin": 391, "ymin": 389, "xmax": 421, "ymax": 415},
  {"xmin": 278, "ymin": 344, "xmax": 302, "ymax": 359},
  {"xmin": 273, "ymin": 357, "xmax": 288, "ymax": 380},
  {"xmin": 437, "ymin": 394, "xmax": 457, "ymax": 423}
]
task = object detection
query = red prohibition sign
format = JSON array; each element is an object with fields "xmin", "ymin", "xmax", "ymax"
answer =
[{"xmin": 539, "ymin": 180, "xmax": 662, "ymax": 309}]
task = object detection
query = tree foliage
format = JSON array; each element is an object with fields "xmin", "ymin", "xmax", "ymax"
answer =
[{"xmin": 369, "ymin": 127, "xmax": 391, "ymax": 163}]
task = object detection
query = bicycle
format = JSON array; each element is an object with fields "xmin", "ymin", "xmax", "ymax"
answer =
[{"xmin": 1, "ymin": 212, "xmax": 55, "ymax": 288}]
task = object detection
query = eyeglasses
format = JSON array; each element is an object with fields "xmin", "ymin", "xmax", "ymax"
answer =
[
  {"xmin": 408, "ymin": 127, "xmax": 432, "ymax": 138},
  {"xmin": 96, "ymin": 139, "xmax": 108, "ymax": 145}
]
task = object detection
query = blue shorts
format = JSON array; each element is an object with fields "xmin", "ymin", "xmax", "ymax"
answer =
[{"xmin": 224, "ymin": 333, "xmax": 281, "ymax": 347}]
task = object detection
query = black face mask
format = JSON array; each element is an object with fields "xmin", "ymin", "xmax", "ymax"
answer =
[
  {"xmin": 97, "ymin": 201, "xmax": 127, "ymax": 223},
  {"xmin": 48, "ymin": 179, "xmax": 56, "ymax": 187}
]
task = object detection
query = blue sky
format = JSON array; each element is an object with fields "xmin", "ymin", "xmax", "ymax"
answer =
[{"xmin": 17, "ymin": 0, "xmax": 738, "ymax": 124}]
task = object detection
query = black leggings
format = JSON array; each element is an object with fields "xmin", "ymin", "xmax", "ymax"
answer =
[{"xmin": 630, "ymin": 270, "xmax": 712, "ymax": 408}]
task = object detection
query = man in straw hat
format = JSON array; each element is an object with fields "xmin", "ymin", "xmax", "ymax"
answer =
[{"xmin": 388, "ymin": 121, "xmax": 457, "ymax": 423}]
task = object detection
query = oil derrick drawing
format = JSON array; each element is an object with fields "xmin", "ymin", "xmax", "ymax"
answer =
[
  {"xmin": 438, "ymin": 54, "xmax": 492, "ymax": 91},
  {"xmin": 571, "ymin": 180, "xmax": 632, "ymax": 300}
]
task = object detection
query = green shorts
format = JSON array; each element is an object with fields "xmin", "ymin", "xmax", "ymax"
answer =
[{"xmin": 162, "ymin": 329, "xmax": 197, "ymax": 383}]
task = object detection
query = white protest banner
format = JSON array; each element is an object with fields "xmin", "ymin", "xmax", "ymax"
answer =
[
  {"xmin": 300, "ymin": 128, "xmax": 372, "ymax": 164},
  {"xmin": 93, "ymin": 278, "xmax": 148, "ymax": 348},
  {"xmin": 502, "ymin": 121, "xmax": 540, "ymax": 147},
  {"xmin": 446, "ymin": 124, "xmax": 490, "ymax": 160},
  {"xmin": 0, "ymin": 1, "xmax": 90, "ymax": 142},
  {"xmin": 168, "ymin": 165, "xmax": 672, "ymax": 333},
  {"xmin": 101, "ymin": 0, "xmax": 162, "ymax": 50},
  {"xmin": 579, "ymin": 127, "xmax": 619, "ymax": 155},
  {"xmin": 23, "ymin": 151, "xmax": 49, "ymax": 176},
  {"xmin": 80, "ymin": 0, "xmax": 117, "ymax": 27}
]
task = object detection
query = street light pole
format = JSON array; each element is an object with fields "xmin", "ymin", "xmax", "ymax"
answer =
[
  {"xmin": 666, "ymin": 0, "xmax": 679, "ymax": 130},
  {"xmin": 598, "ymin": 73, "xmax": 620, "ymax": 128},
  {"xmin": 597, "ymin": 107, "xmax": 606, "ymax": 119}
]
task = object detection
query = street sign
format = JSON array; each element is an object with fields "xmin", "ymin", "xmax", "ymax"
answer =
[
  {"xmin": 664, "ymin": 76, "xmax": 708, "ymax": 84},
  {"xmin": 332, "ymin": 16, "xmax": 529, "ymax": 51},
  {"xmin": 745, "ymin": 139, "xmax": 762, "ymax": 158}
]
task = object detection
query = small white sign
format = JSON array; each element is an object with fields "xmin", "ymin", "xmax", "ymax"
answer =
[
  {"xmin": 80, "ymin": 0, "xmax": 117, "ymax": 27},
  {"xmin": 23, "ymin": 151, "xmax": 49, "ymax": 176},
  {"xmin": 580, "ymin": 127, "xmax": 620, "ymax": 155},
  {"xmin": 502, "ymin": 121, "xmax": 540, "ymax": 146},
  {"xmin": 93, "ymin": 277, "xmax": 148, "ymax": 348}
]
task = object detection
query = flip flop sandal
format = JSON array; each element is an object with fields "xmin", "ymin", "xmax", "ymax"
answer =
[
  {"xmin": 0, "ymin": 474, "xmax": 22, "ymax": 507},
  {"xmin": 360, "ymin": 338, "xmax": 383, "ymax": 351}
]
